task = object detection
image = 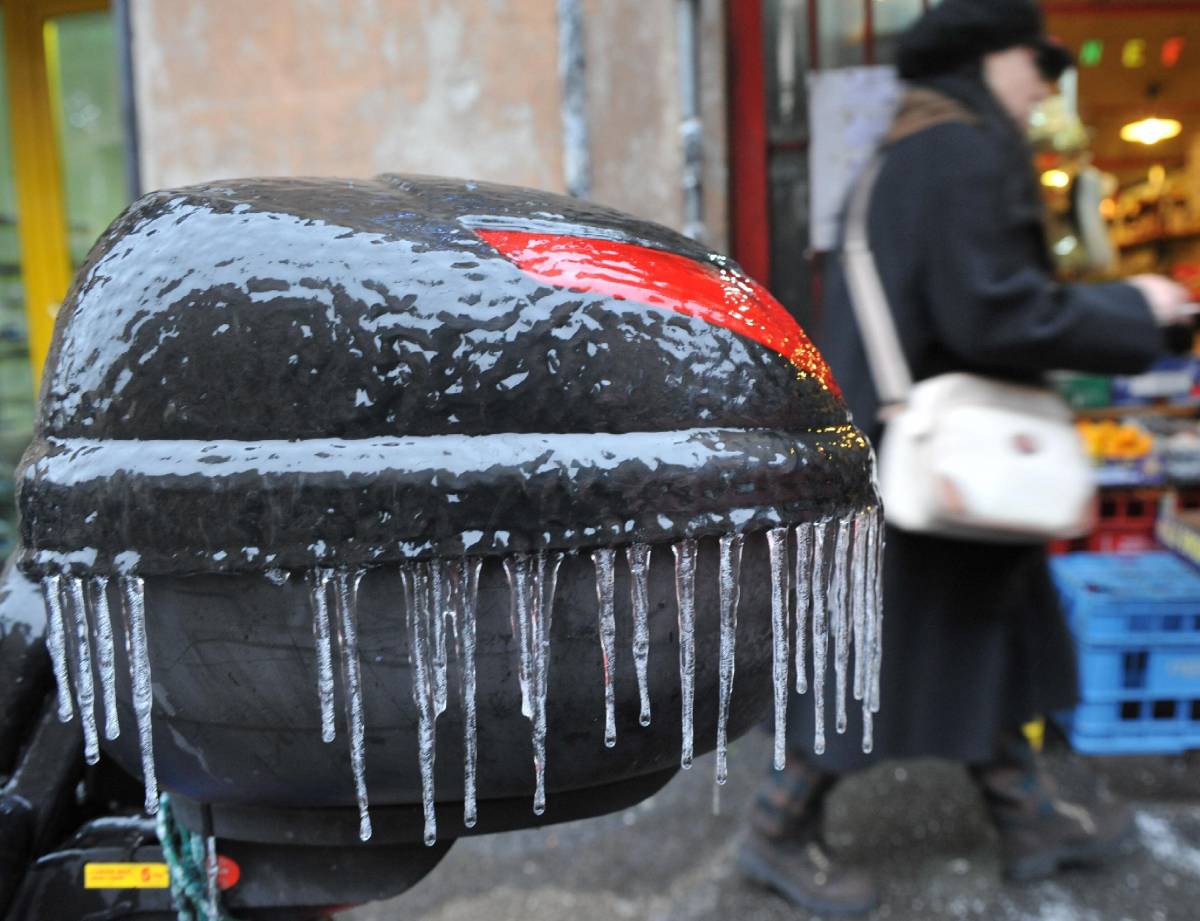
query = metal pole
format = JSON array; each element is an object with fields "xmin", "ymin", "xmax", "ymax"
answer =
[
  {"xmin": 113, "ymin": 0, "xmax": 142, "ymax": 200},
  {"xmin": 677, "ymin": 0, "xmax": 705, "ymax": 241},
  {"xmin": 556, "ymin": 0, "xmax": 591, "ymax": 199}
]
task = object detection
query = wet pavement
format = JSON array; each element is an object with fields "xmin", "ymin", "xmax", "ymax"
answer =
[{"xmin": 342, "ymin": 729, "xmax": 1200, "ymax": 921}]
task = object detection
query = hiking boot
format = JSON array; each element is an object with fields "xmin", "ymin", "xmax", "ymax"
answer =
[
  {"xmin": 970, "ymin": 727, "xmax": 1135, "ymax": 883},
  {"xmin": 996, "ymin": 797, "xmax": 1135, "ymax": 883},
  {"xmin": 736, "ymin": 830, "xmax": 881, "ymax": 915}
]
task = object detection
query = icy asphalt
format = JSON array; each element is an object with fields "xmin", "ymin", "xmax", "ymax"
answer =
[{"xmin": 342, "ymin": 729, "xmax": 1200, "ymax": 921}]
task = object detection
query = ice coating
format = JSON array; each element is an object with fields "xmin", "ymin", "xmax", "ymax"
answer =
[
  {"xmin": 88, "ymin": 576, "xmax": 121, "ymax": 741},
  {"xmin": 64, "ymin": 576, "xmax": 100, "ymax": 764},
  {"xmin": 767, "ymin": 528, "xmax": 790, "ymax": 771},
  {"xmin": 20, "ymin": 171, "xmax": 887, "ymax": 838},
  {"xmin": 404, "ymin": 564, "xmax": 439, "ymax": 847},
  {"xmin": 592, "ymin": 548, "xmax": 618, "ymax": 748},
  {"xmin": 672, "ymin": 539, "xmax": 698, "ymax": 770},
  {"xmin": 41, "ymin": 575, "xmax": 74, "ymax": 722},
  {"xmin": 333, "ymin": 569, "xmax": 371, "ymax": 842},
  {"xmin": 311, "ymin": 570, "xmax": 337, "ymax": 744},
  {"xmin": 118, "ymin": 575, "xmax": 158, "ymax": 815},
  {"xmin": 625, "ymin": 543, "xmax": 652, "ymax": 727},
  {"xmin": 715, "ymin": 534, "xmax": 744, "ymax": 786}
]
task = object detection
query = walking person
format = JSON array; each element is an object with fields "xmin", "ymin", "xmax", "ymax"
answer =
[{"xmin": 738, "ymin": 0, "xmax": 1194, "ymax": 913}]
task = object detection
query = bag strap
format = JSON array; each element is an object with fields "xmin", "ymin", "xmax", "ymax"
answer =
[
  {"xmin": 842, "ymin": 91, "xmax": 979, "ymax": 416},
  {"xmin": 842, "ymin": 157, "xmax": 913, "ymax": 411}
]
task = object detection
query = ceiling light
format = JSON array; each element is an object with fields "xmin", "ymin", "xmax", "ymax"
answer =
[{"xmin": 1120, "ymin": 117, "xmax": 1183, "ymax": 146}]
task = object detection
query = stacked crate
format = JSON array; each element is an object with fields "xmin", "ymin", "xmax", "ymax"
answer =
[{"xmin": 1052, "ymin": 552, "xmax": 1200, "ymax": 754}]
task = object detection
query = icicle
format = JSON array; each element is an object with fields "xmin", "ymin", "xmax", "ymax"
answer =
[
  {"xmin": 533, "ymin": 551, "xmax": 562, "ymax": 816},
  {"xmin": 857, "ymin": 510, "xmax": 884, "ymax": 752},
  {"xmin": 333, "ymin": 569, "xmax": 371, "ymax": 842},
  {"xmin": 88, "ymin": 578, "xmax": 120, "ymax": 741},
  {"xmin": 536, "ymin": 551, "xmax": 562, "ymax": 815},
  {"xmin": 851, "ymin": 513, "xmax": 870, "ymax": 704},
  {"xmin": 41, "ymin": 575, "xmax": 74, "ymax": 723},
  {"xmin": 767, "ymin": 528, "xmax": 790, "ymax": 771},
  {"xmin": 118, "ymin": 576, "xmax": 158, "ymax": 815},
  {"xmin": 869, "ymin": 514, "xmax": 886, "ymax": 716},
  {"xmin": 832, "ymin": 518, "xmax": 852, "ymax": 737},
  {"xmin": 626, "ymin": 544, "xmax": 652, "ymax": 727},
  {"xmin": 431, "ymin": 564, "xmax": 449, "ymax": 718},
  {"xmin": 861, "ymin": 512, "xmax": 878, "ymax": 753},
  {"xmin": 505, "ymin": 556, "xmax": 534, "ymax": 720},
  {"xmin": 505, "ymin": 551, "xmax": 563, "ymax": 816},
  {"xmin": 404, "ymin": 564, "xmax": 438, "ymax": 846},
  {"xmin": 64, "ymin": 577, "xmax": 100, "ymax": 765},
  {"xmin": 205, "ymin": 835, "xmax": 220, "ymax": 920},
  {"xmin": 793, "ymin": 524, "xmax": 812, "ymax": 696},
  {"xmin": 310, "ymin": 569, "xmax": 337, "ymax": 744},
  {"xmin": 715, "ymin": 534, "xmax": 744, "ymax": 786},
  {"xmin": 455, "ymin": 557, "xmax": 482, "ymax": 829},
  {"xmin": 810, "ymin": 522, "xmax": 829, "ymax": 756},
  {"xmin": 592, "ymin": 548, "xmax": 618, "ymax": 748},
  {"xmin": 672, "ymin": 539, "xmax": 697, "ymax": 770}
]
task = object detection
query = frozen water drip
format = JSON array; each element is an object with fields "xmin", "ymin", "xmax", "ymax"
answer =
[
  {"xmin": 767, "ymin": 528, "xmax": 790, "ymax": 771},
  {"xmin": 332, "ymin": 569, "xmax": 372, "ymax": 842},
  {"xmin": 672, "ymin": 539, "xmax": 698, "ymax": 770},
  {"xmin": 118, "ymin": 575, "xmax": 159, "ymax": 816},
  {"xmin": 310, "ymin": 569, "xmax": 337, "ymax": 744},
  {"xmin": 592, "ymin": 548, "xmax": 618, "ymax": 748},
  {"xmin": 626, "ymin": 544, "xmax": 653, "ymax": 728},
  {"xmin": 715, "ymin": 534, "xmax": 744, "ymax": 786}
]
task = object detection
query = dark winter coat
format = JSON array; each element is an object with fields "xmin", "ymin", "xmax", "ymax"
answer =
[{"xmin": 789, "ymin": 69, "xmax": 1167, "ymax": 772}]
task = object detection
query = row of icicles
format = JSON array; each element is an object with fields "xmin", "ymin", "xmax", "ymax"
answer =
[{"xmin": 38, "ymin": 509, "xmax": 884, "ymax": 849}]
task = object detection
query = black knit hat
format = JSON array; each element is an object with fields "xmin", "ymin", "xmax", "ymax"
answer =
[{"xmin": 898, "ymin": 0, "xmax": 1074, "ymax": 81}]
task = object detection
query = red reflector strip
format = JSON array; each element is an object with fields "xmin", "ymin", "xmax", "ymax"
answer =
[{"xmin": 476, "ymin": 229, "xmax": 838, "ymax": 393}]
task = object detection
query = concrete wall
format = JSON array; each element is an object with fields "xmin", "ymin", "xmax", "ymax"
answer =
[
  {"xmin": 131, "ymin": 0, "xmax": 727, "ymax": 249},
  {"xmin": 132, "ymin": 0, "xmax": 565, "ymax": 192}
]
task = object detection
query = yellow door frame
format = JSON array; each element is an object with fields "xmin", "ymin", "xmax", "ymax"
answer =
[{"xmin": 2, "ymin": 0, "xmax": 111, "ymax": 385}]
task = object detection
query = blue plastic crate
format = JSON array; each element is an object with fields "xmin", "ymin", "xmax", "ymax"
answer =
[
  {"xmin": 1052, "ymin": 552, "xmax": 1200, "ymax": 754},
  {"xmin": 1057, "ymin": 697, "xmax": 1200, "ymax": 755},
  {"xmin": 1077, "ymin": 644, "xmax": 1200, "ymax": 700},
  {"xmin": 1051, "ymin": 552, "xmax": 1200, "ymax": 646}
]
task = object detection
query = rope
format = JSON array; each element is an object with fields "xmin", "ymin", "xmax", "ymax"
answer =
[{"xmin": 156, "ymin": 793, "xmax": 239, "ymax": 921}]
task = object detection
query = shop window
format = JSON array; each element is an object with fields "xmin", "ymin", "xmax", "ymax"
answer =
[
  {"xmin": 46, "ymin": 11, "xmax": 127, "ymax": 268},
  {"xmin": 0, "ymin": 0, "xmax": 127, "ymax": 557}
]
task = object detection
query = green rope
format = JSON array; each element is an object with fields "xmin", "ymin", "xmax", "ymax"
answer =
[{"xmin": 156, "ymin": 793, "xmax": 239, "ymax": 921}]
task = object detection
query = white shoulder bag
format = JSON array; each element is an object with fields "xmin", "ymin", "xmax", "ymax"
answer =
[{"xmin": 842, "ymin": 157, "xmax": 1095, "ymax": 543}]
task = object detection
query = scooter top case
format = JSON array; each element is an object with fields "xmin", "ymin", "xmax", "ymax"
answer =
[{"xmin": 15, "ymin": 174, "xmax": 881, "ymax": 850}]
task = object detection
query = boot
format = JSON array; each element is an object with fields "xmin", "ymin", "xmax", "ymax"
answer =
[
  {"xmin": 736, "ymin": 752, "xmax": 880, "ymax": 915},
  {"xmin": 970, "ymin": 728, "xmax": 1134, "ymax": 883}
]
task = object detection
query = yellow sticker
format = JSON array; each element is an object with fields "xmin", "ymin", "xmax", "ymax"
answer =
[{"xmin": 84, "ymin": 863, "xmax": 170, "ymax": 889}]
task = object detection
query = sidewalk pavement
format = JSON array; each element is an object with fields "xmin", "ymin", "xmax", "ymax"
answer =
[{"xmin": 343, "ymin": 729, "xmax": 1200, "ymax": 921}]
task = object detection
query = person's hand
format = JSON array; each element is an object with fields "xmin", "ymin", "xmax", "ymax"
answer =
[{"xmin": 1128, "ymin": 274, "xmax": 1194, "ymax": 326}]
